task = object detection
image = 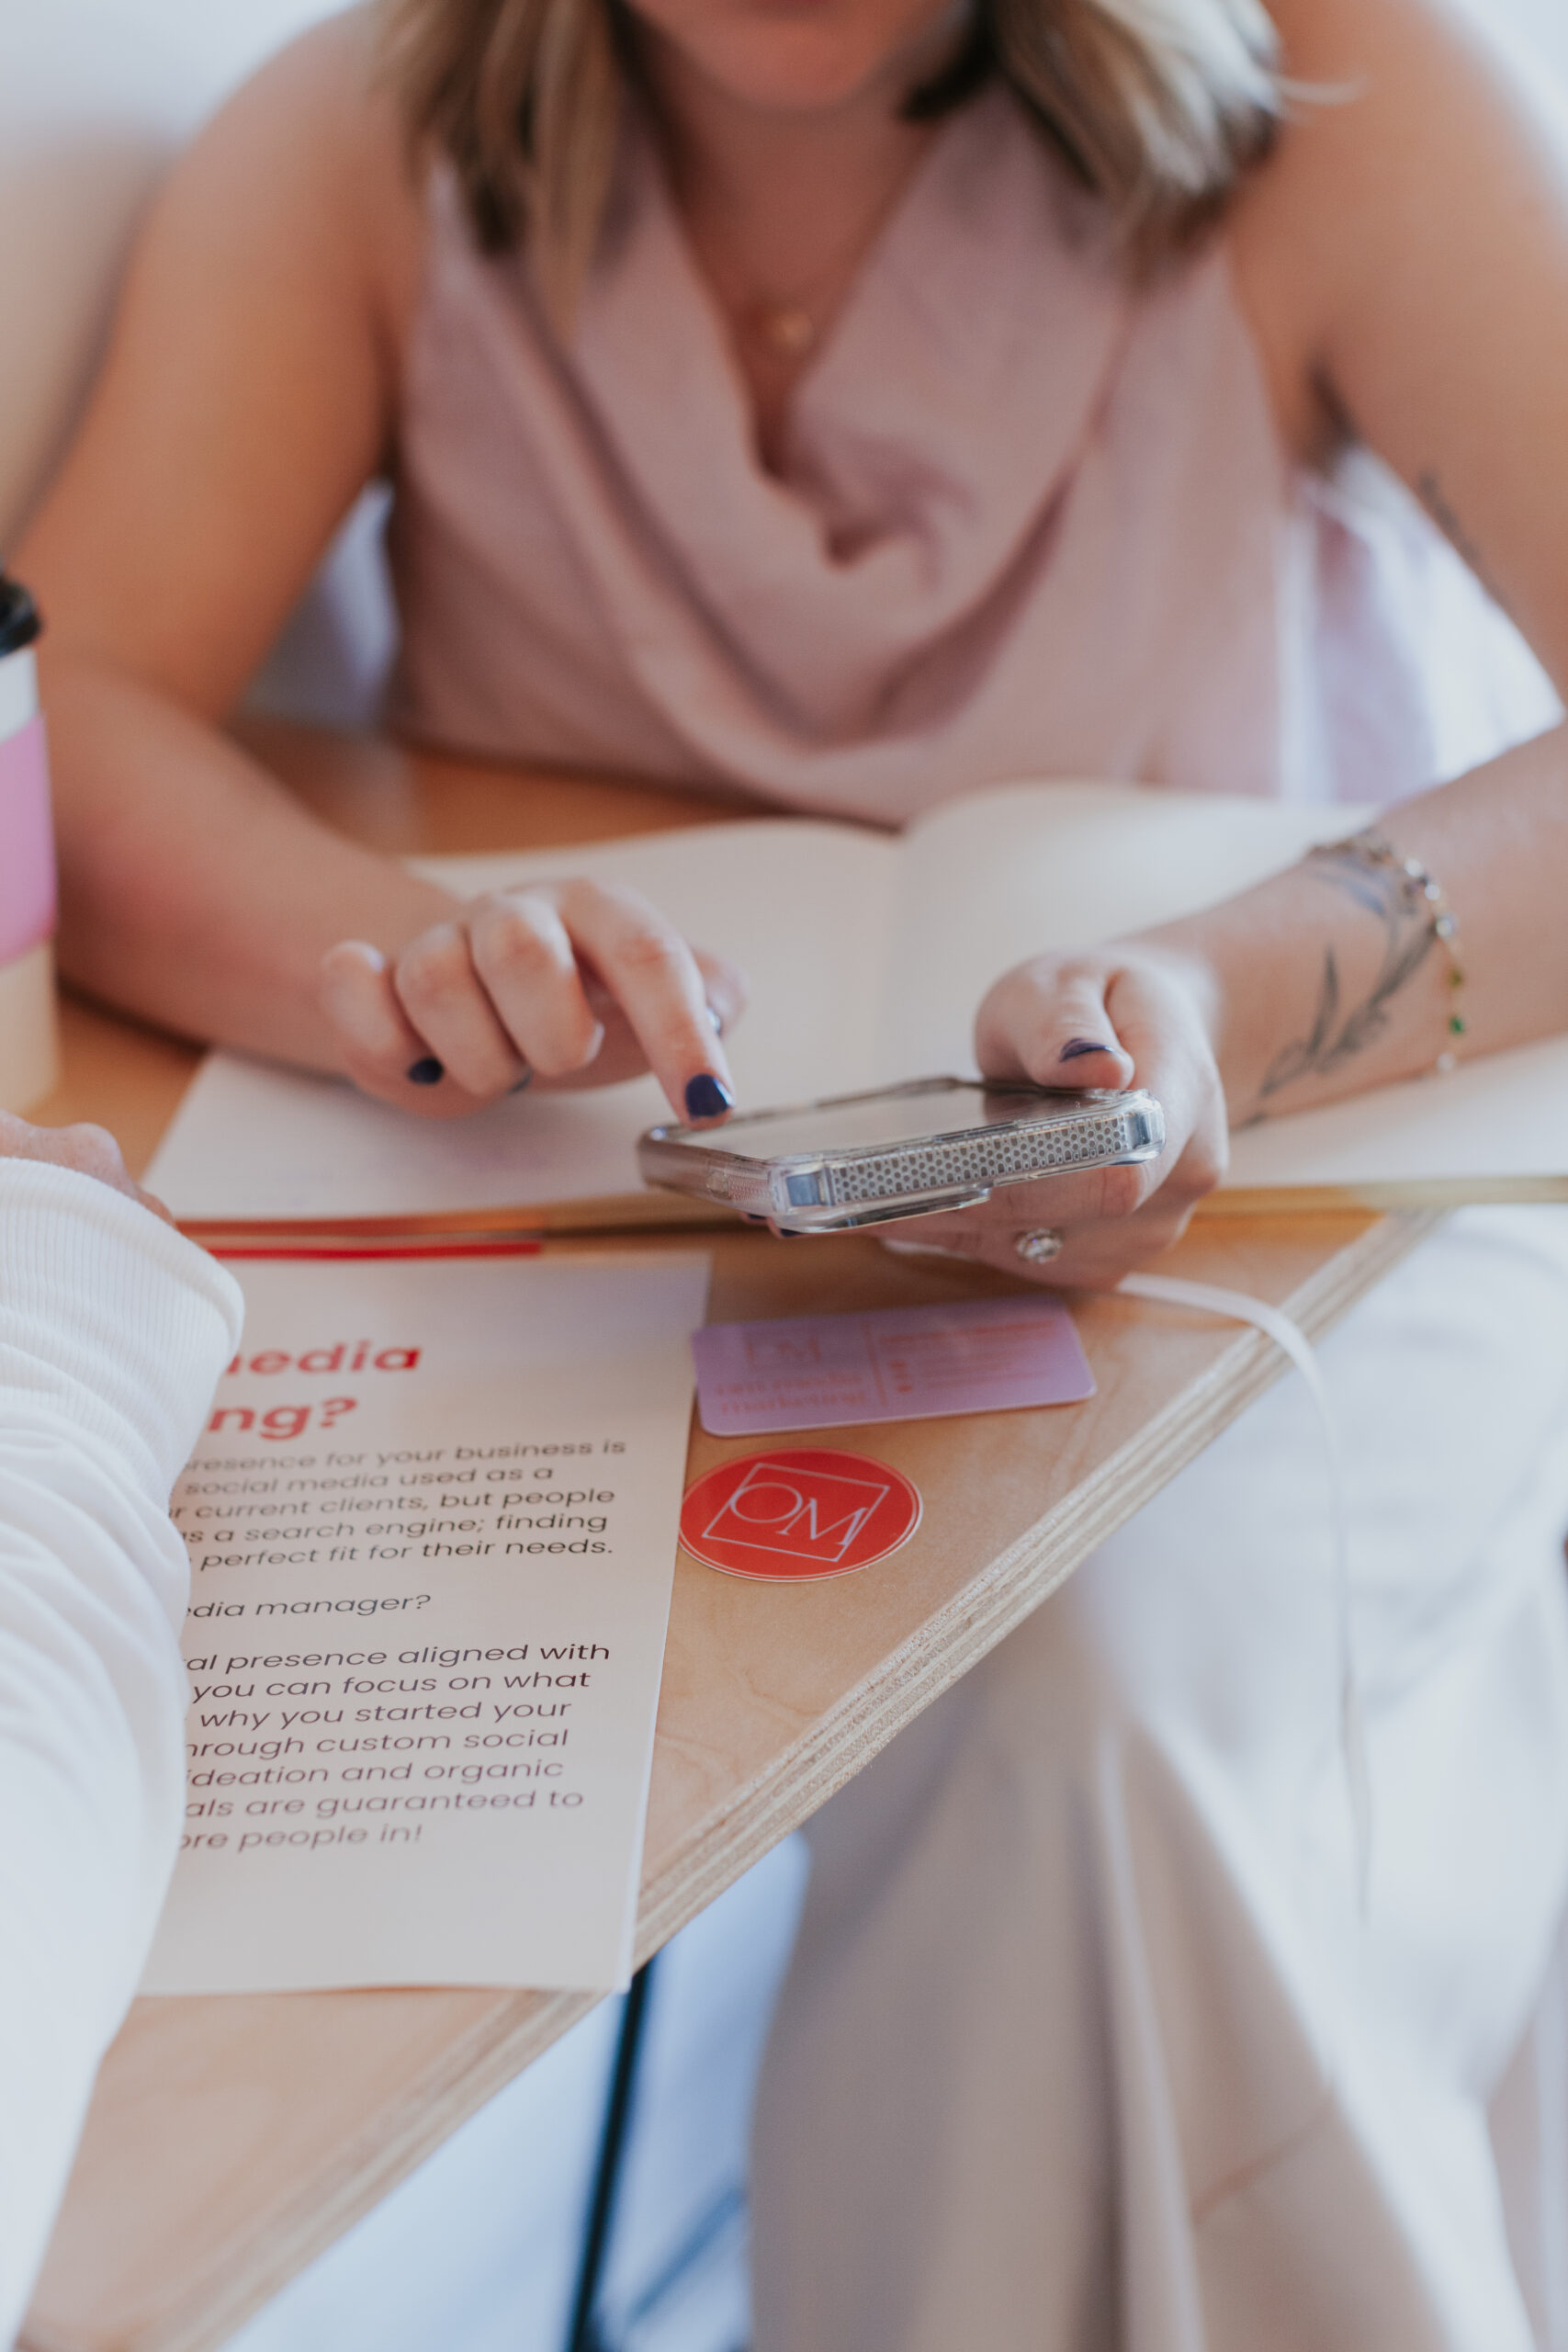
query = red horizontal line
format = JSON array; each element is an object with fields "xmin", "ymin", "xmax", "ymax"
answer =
[{"xmin": 209, "ymin": 1241, "xmax": 545, "ymax": 1262}]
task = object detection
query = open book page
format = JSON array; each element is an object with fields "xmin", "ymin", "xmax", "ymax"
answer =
[
  {"xmin": 146, "ymin": 1052, "xmax": 677, "ymax": 1225},
  {"xmin": 147, "ymin": 820, "xmax": 897, "ymax": 1220},
  {"xmin": 1223, "ymin": 1030, "xmax": 1568, "ymax": 1202},
  {"xmin": 875, "ymin": 782, "xmax": 1377, "ymax": 1077},
  {"xmin": 142, "ymin": 1247, "xmax": 709, "ymax": 1996}
]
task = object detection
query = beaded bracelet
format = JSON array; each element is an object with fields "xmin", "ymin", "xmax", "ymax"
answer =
[{"xmin": 1327, "ymin": 831, "xmax": 1466, "ymax": 1073}]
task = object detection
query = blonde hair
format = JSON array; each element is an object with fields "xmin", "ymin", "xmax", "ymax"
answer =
[{"xmin": 378, "ymin": 0, "xmax": 1282, "ymax": 312}]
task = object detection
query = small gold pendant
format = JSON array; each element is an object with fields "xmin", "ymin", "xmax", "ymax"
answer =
[{"xmin": 755, "ymin": 304, "xmax": 817, "ymax": 357}]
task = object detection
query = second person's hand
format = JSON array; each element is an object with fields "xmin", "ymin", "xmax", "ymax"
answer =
[
  {"xmin": 318, "ymin": 877, "xmax": 747, "ymax": 1124},
  {"xmin": 0, "ymin": 1110, "xmax": 175, "ymax": 1223}
]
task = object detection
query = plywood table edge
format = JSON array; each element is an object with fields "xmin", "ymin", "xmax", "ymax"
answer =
[
  {"xmin": 633, "ymin": 1207, "xmax": 1440, "ymax": 1951},
  {"xmin": 54, "ymin": 1211, "xmax": 1440, "ymax": 2352},
  {"xmin": 18, "ymin": 1987, "xmax": 610, "ymax": 2352}
]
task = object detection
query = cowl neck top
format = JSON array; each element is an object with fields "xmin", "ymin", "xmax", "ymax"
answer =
[{"xmin": 386, "ymin": 83, "xmax": 1554, "ymax": 817}]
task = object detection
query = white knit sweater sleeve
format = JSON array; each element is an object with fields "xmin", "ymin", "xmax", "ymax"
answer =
[{"xmin": 0, "ymin": 1164, "xmax": 242, "ymax": 2348}]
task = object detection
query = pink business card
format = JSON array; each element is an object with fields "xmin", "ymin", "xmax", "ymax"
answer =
[{"xmin": 692, "ymin": 1294, "xmax": 1095, "ymax": 1437}]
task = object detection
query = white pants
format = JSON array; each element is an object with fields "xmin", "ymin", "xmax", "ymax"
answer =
[{"xmin": 751, "ymin": 1212, "xmax": 1568, "ymax": 2352}]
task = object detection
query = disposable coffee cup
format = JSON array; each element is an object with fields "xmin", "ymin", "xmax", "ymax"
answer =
[{"xmin": 0, "ymin": 577, "xmax": 60, "ymax": 1112}]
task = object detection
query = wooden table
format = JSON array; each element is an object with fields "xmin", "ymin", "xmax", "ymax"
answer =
[{"xmin": 20, "ymin": 723, "xmax": 1433, "ymax": 2352}]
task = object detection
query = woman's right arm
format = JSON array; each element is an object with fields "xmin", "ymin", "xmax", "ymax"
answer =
[{"xmin": 17, "ymin": 14, "xmax": 739, "ymax": 1124}]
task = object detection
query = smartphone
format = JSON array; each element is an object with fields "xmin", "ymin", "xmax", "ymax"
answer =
[{"xmin": 637, "ymin": 1077, "xmax": 1166, "ymax": 1236}]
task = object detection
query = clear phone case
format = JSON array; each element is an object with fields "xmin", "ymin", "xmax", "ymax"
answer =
[{"xmin": 637, "ymin": 1077, "xmax": 1166, "ymax": 1235}]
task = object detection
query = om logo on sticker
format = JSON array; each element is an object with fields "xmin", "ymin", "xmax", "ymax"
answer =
[{"xmin": 679, "ymin": 1447, "xmax": 922, "ymax": 1581}]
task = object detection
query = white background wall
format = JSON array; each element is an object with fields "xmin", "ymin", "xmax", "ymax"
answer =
[
  {"xmin": 0, "ymin": 1, "xmax": 354, "ymax": 549},
  {"xmin": 1492, "ymin": 0, "xmax": 1568, "ymax": 78}
]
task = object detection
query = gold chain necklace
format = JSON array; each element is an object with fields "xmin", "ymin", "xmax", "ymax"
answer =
[{"xmin": 701, "ymin": 170, "xmax": 921, "ymax": 364}]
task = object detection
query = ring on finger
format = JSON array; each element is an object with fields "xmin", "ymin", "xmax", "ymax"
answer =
[{"xmin": 1014, "ymin": 1227, "xmax": 1066, "ymax": 1265}]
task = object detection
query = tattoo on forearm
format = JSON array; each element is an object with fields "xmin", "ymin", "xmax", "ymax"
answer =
[
  {"xmin": 1257, "ymin": 841, "xmax": 1438, "ymax": 1103},
  {"xmin": 1416, "ymin": 469, "xmax": 1513, "ymax": 618}
]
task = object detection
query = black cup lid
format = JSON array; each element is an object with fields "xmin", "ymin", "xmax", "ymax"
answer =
[{"xmin": 0, "ymin": 577, "xmax": 41, "ymax": 658}]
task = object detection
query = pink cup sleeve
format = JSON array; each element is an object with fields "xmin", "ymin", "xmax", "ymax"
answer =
[{"xmin": 0, "ymin": 716, "xmax": 57, "ymax": 963}]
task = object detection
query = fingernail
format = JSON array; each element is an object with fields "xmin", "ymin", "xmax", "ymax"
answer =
[
  {"xmin": 406, "ymin": 1057, "xmax": 445, "ymax": 1086},
  {"xmin": 706, "ymin": 1003, "xmax": 725, "ymax": 1037},
  {"xmin": 1059, "ymin": 1038, "xmax": 1111, "ymax": 1062},
  {"xmin": 326, "ymin": 939, "xmax": 385, "ymax": 976},
  {"xmin": 510, "ymin": 1069, "xmax": 534, "ymax": 1095},
  {"xmin": 684, "ymin": 1072, "xmax": 734, "ymax": 1122}
]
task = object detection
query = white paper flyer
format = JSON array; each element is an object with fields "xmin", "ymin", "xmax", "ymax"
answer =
[{"xmin": 141, "ymin": 1247, "xmax": 708, "ymax": 1996}]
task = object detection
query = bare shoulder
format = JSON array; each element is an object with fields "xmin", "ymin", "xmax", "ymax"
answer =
[
  {"xmin": 145, "ymin": 5, "xmax": 427, "ymax": 361},
  {"xmin": 1229, "ymin": 0, "xmax": 1568, "ymax": 457}
]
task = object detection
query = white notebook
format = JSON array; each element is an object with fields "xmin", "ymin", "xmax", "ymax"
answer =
[{"xmin": 146, "ymin": 781, "xmax": 1568, "ymax": 1225}]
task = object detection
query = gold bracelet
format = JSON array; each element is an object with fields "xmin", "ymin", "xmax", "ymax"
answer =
[{"xmin": 1330, "ymin": 831, "xmax": 1466, "ymax": 1073}]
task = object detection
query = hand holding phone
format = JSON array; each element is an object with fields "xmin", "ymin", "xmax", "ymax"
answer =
[
  {"xmin": 639, "ymin": 1078, "xmax": 1166, "ymax": 1236},
  {"xmin": 940, "ymin": 937, "xmax": 1226, "ymax": 1287}
]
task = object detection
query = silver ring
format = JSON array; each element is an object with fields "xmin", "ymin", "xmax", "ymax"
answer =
[{"xmin": 1014, "ymin": 1228, "xmax": 1066, "ymax": 1265}]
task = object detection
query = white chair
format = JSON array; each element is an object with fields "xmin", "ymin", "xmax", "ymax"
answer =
[{"xmin": 0, "ymin": 0, "xmax": 392, "ymax": 727}]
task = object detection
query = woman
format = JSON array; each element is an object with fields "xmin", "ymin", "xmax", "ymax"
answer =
[{"xmin": 18, "ymin": 0, "xmax": 1568, "ymax": 2340}]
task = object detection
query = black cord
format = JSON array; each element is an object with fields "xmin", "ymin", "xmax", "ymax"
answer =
[{"xmin": 565, "ymin": 1956, "xmax": 658, "ymax": 2352}]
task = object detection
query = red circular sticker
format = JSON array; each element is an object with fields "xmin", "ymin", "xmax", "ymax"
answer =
[{"xmin": 680, "ymin": 1447, "xmax": 923, "ymax": 1582}]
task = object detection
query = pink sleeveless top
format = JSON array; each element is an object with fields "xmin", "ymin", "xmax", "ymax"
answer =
[{"xmin": 386, "ymin": 85, "xmax": 1555, "ymax": 820}]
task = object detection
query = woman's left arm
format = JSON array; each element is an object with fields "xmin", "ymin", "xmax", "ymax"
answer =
[{"xmin": 929, "ymin": 0, "xmax": 1568, "ymax": 1287}]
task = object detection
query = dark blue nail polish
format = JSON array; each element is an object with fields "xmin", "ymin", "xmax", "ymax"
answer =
[
  {"xmin": 1059, "ymin": 1038, "xmax": 1111, "ymax": 1063},
  {"xmin": 510, "ymin": 1069, "xmax": 534, "ymax": 1095},
  {"xmin": 406, "ymin": 1056, "xmax": 445, "ymax": 1086},
  {"xmin": 684, "ymin": 1072, "xmax": 734, "ymax": 1122}
]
